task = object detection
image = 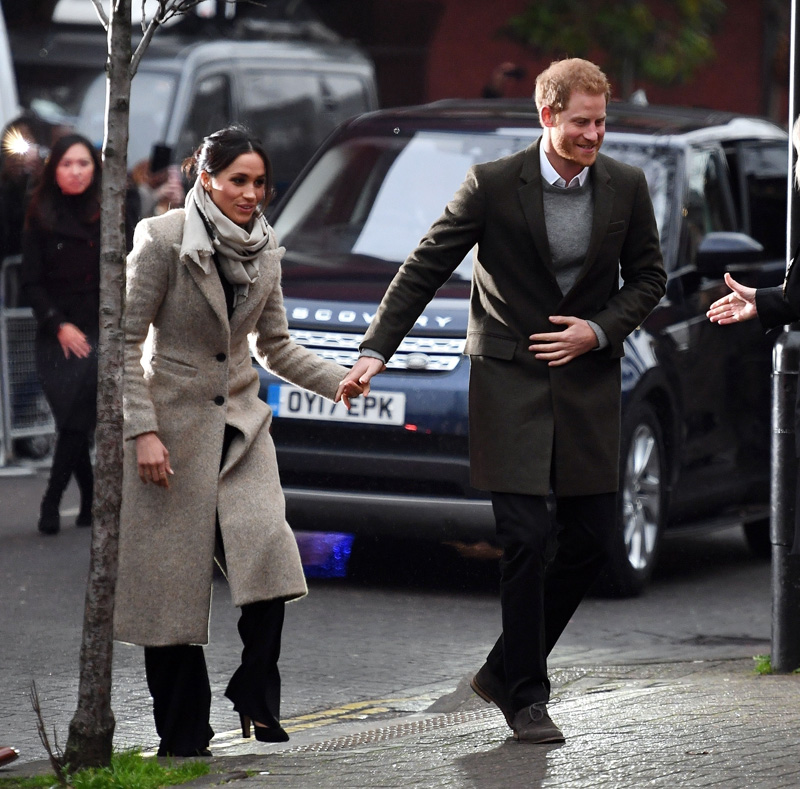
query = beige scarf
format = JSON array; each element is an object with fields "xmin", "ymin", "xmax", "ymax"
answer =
[{"xmin": 181, "ymin": 178, "xmax": 272, "ymax": 307}]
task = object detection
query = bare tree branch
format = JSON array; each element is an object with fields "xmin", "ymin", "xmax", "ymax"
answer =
[
  {"xmin": 30, "ymin": 681, "xmax": 68, "ymax": 786},
  {"xmin": 89, "ymin": 0, "xmax": 109, "ymax": 29},
  {"xmin": 131, "ymin": 0, "xmax": 208, "ymax": 75}
]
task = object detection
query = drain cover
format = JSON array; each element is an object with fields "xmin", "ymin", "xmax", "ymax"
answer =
[{"xmin": 289, "ymin": 708, "xmax": 501, "ymax": 752}]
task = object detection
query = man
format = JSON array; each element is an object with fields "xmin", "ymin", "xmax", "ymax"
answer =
[{"xmin": 342, "ymin": 58, "xmax": 666, "ymax": 742}]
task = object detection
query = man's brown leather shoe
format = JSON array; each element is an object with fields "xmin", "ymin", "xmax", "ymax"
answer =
[
  {"xmin": 470, "ymin": 664, "xmax": 514, "ymax": 727},
  {"xmin": 511, "ymin": 703, "xmax": 565, "ymax": 743},
  {"xmin": 0, "ymin": 747, "xmax": 19, "ymax": 767}
]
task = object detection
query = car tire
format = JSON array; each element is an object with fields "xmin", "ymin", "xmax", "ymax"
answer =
[
  {"xmin": 743, "ymin": 519, "xmax": 771, "ymax": 560},
  {"xmin": 596, "ymin": 401, "xmax": 667, "ymax": 597},
  {"xmin": 14, "ymin": 434, "xmax": 54, "ymax": 460}
]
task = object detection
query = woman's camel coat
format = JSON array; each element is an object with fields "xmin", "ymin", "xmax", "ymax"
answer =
[{"xmin": 114, "ymin": 210, "xmax": 346, "ymax": 646}]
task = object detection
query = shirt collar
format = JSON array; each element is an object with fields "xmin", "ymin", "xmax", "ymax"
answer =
[{"xmin": 539, "ymin": 144, "xmax": 589, "ymax": 189}]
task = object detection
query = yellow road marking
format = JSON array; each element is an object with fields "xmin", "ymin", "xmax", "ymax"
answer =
[{"xmin": 215, "ymin": 694, "xmax": 433, "ymax": 740}]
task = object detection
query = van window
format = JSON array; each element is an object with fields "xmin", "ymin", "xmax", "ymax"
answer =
[
  {"xmin": 78, "ymin": 71, "xmax": 177, "ymax": 162},
  {"xmin": 320, "ymin": 75, "xmax": 371, "ymax": 126},
  {"xmin": 240, "ymin": 70, "xmax": 322, "ymax": 197},
  {"xmin": 175, "ymin": 73, "xmax": 233, "ymax": 165}
]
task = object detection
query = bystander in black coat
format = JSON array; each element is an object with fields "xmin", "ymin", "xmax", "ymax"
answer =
[{"xmin": 20, "ymin": 134, "xmax": 103, "ymax": 535}]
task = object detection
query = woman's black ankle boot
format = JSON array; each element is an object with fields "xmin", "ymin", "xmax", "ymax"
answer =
[
  {"xmin": 38, "ymin": 501, "xmax": 60, "ymax": 535},
  {"xmin": 76, "ymin": 496, "xmax": 93, "ymax": 527}
]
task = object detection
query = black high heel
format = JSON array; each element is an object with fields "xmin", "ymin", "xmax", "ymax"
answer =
[{"xmin": 239, "ymin": 714, "xmax": 289, "ymax": 743}]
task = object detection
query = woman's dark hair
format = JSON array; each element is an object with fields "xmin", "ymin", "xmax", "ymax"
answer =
[
  {"xmin": 25, "ymin": 133, "xmax": 102, "ymax": 230},
  {"xmin": 182, "ymin": 124, "xmax": 274, "ymax": 208}
]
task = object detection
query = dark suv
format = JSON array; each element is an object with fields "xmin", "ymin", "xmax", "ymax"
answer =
[{"xmin": 259, "ymin": 99, "xmax": 788, "ymax": 595}]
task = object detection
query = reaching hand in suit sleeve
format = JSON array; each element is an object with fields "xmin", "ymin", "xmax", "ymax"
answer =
[{"xmin": 706, "ymin": 273, "xmax": 758, "ymax": 324}]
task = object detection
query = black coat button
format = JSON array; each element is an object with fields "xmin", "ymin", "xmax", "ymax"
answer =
[
  {"xmin": 216, "ymin": 353, "xmax": 226, "ymax": 361},
  {"xmin": 214, "ymin": 396, "xmax": 225, "ymax": 405}
]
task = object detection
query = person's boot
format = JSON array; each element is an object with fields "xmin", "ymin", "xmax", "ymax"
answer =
[
  {"xmin": 37, "ymin": 430, "xmax": 81, "ymax": 536},
  {"xmin": 38, "ymin": 499, "xmax": 60, "ymax": 535},
  {"xmin": 74, "ymin": 438, "xmax": 94, "ymax": 528}
]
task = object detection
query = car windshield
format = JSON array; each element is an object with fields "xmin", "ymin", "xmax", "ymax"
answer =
[
  {"xmin": 76, "ymin": 71, "xmax": 177, "ymax": 164},
  {"xmin": 274, "ymin": 129, "xmax": 677, "ymax": 279}
]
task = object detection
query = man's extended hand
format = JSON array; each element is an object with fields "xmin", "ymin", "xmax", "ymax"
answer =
[
  {"xmin": 528, "ymin": 316, "xmax": 598, "ymax": 366},
  {"xmin": 335, "ymin": 356, "xmax": 385, "ymax": 403},
  {"xmin": 706, "ymin": 273, "xmax": 758, "ymax": 324}
]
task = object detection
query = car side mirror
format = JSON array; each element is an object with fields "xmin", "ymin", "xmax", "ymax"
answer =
[{"xmin": 695, "ymin": 231, "xmax": 764, "ymax": 277}]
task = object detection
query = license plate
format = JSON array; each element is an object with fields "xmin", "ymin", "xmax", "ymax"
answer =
[{"xmin": 267, "ymin": 385, "xmax": 406, "ymax": 426}]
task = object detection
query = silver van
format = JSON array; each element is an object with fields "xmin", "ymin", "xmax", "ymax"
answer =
[
  {"xmin": 0, "ymin": 3, "xmax": 19, "ymax": 130},
  {"xmin": 10, "ymin": 23, "xmax": 378, "ymax": 197}
]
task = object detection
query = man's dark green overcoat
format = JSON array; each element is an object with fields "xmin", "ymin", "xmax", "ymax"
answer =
[{"xmin": 361, "ymin": 138, "xmax": 667, "ymax": 496}]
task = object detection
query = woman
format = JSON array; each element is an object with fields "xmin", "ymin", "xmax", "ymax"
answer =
[
  {"xmin": 21, "ymin": 134, "xmax": 102, "ymax": 535},
  {"xmin": 114, "ymin": 125, "xmax": 362, "ymax": 757}
]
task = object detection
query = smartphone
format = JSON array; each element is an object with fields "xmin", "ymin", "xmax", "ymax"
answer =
[{"xmin": 149, "ymin": 143, "xmax": 172, "ymax": 174}]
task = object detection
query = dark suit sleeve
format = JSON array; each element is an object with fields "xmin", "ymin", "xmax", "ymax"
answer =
[
  {"xmin": 361, "ymin": 168, "xmax": 484, "ymax": 359},
  {"xmin": 590, "ymin": 168, "xmax": 667, "ymax": 348},
  {"xmin": 756, "ymin": 285, "xmax": 799, "ymax": 329}
]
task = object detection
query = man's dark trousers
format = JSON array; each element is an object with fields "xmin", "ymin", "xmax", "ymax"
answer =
[{"xmin": 486, "ymin": 491, "xmax": 617, "ymax": 711}]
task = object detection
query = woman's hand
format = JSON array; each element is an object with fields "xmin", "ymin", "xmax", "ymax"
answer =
[
  {"xmin": 57, "ymin": 322, "xmax": 91, "ymax": 359},
  {"xmin": 136, "ymin": 432, "xmax": 174, "ymax": 488},
  {"xmin": 335, "ymin": 378, "xmax": 365, "ymax": 410},
  {"xmin": 707, "ymin": 273, "xmax": 758, "ymax": 324},
  {"xmin": 336, "ymin": 357, "xmax": 385, "ymax": 406}
]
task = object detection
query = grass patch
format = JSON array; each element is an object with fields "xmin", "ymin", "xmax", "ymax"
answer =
[
  {"xmin": 753, "ymin": 654, "xmax": 773, "ymax": 675},
  {"xmin": 752, "ymin": 654, "xmax": 800, "ymax": 675},
  {"xmin": 0, "ymin": 750, "xmax": 209, "ymax": 789}
]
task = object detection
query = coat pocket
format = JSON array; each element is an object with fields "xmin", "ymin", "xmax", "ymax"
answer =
[
  {"xmin": 464, "ymin": 331, "xmax": 518, "ymax": 360},
  {"xmin": 607, "ymin": 220, "xmax": 626, "ymax": 234},
  {"xmin": 151, "ymin": 354, "xmax": 198, "ymax": 378}
]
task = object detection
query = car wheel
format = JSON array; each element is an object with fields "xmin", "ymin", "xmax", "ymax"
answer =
[
  {"xmin": 597, "ymin": 402, "xmax": 666, "ymax": 597},
  {"xmin": 14, "ymin": 434, "xmax": 54, "ymax": 460},
  {"xmin": 743, "ymin": 519, "xmax": 771, "ymax": 560}
]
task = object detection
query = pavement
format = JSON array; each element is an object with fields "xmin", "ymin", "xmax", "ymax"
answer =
[
  {"xmin": 4, "ymin": 657, "xmax": 800, "ymax": 788},
  {"xmin": 2, "ymin": 463, "xmax": 798, "ymax": 787}
]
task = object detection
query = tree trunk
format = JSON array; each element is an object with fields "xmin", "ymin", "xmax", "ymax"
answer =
[{"xmin": 63, "ymin": 0, "xmax": 132, "ymax": 771}]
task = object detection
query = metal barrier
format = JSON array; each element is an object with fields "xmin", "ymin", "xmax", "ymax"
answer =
[{"xmin": 0, "ymin": 254, "xmax": 55, "ymax": 465}]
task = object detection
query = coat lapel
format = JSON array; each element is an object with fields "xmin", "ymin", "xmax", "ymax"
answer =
[
  {"xmin": 518, "ymin": 140, "xmax": 556, "ymax": 279},
  {"xmin": 183, "ymin": 251, "xmax": 231, "ymax": 342}
]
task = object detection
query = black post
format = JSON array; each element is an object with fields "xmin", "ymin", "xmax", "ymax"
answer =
[
  {"xmin": 771, "ymin": 0, "xmax": 800, "ymax": 673},
  {"xmin": 771, "ymin": 333, "xmax": 800, "ymax": 671}
]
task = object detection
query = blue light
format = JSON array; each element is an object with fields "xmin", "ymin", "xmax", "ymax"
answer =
[{"xmin": 295, "ymin": 531, "xmax": 355, "ymax": 579}]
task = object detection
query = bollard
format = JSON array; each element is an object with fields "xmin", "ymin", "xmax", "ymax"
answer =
[{"xmin": 771, "ymin": 328, "xmax": 800, "ymax": 672}]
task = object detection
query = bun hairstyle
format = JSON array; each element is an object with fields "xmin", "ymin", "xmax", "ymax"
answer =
[{"xmin": 182, "ymin": 125, "xmax": 275, "ymax": 210}]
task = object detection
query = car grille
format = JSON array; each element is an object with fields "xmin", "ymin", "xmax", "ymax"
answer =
[{"xmin": 289, "ymin": 329, "xmax": 465, "ymax": 371}]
